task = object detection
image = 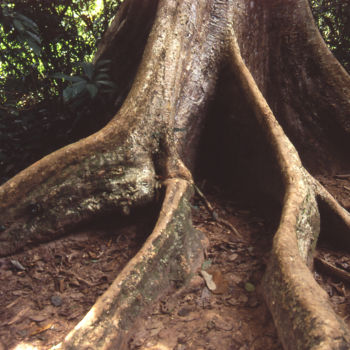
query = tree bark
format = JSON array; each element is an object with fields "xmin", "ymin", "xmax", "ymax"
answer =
[{"xmin": 1, "ymin": 0, "xmax": 350, "ymax": 349}]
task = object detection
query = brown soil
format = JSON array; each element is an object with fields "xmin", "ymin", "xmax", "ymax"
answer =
[
  {"xmin": 315, "ymin": 246, "xmax": 350, "ymax": 328},
  {"xmin": 0, "ymin": 175, "xmax": 349, "ymax": 350},
  {"xmin": 316, "ymin": 174, "xmax": 350, "ymax": 211},
  {"xmin": 313, "ymin": 172, "xmax": 350, "ymax": 330},
  {"xmin": 313, "ymin": 174, "xmax": 350, "ymax": 330},
  {"xmin": 127, "ymin": 189, "xmax": 282, "ymax": 350},
  {"xmin": 0, "ymin": 214, "xmax": 153, "ymax": 350}
]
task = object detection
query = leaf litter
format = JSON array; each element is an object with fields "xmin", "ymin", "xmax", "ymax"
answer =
[
  {"xmin": 127, "ymin": 187, "xmax": 283, "ymax": 350},
  {"xmin": 0, "ymin": 176, "xmax": 349, "ymax": 349},
  {"xmin": 0, "ymin": 217, "xmax": 152, "ymax": 349}
]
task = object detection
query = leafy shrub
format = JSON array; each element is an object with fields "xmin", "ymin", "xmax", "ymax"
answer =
[
  {"xmin": 53, "ymin": 60, "xmax": 116, "ymax": 109},
  {"xmin": 0, "ymin": 0, "xmax": 122, "ymax": 183},
  {"xmin": 310, "ymin": 0, "xmax": 350, "ymax": 73}
]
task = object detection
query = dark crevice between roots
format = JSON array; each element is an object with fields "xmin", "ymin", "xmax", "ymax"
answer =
[
  {"xmin": 316, "ymin": 197, "xmax": 350, "ymax": 253},
  {"xmin": 78, "ymin": 196, "xmax": 163, "ymax": 241},
  {"xmin": 195, "ymin": 64, "xmax": 283, "ymax": 225}
]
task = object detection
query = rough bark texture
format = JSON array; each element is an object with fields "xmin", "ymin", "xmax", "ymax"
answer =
[
  {"xmin": 232, "ymin": 0, "xmax": 350, "ymax": 174},
  {"xmin": 1, "ymin": 0, "xmax": 350, "ymax": 349}
]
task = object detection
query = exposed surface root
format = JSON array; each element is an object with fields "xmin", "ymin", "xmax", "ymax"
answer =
[
  {"xmin": 0, "ymin": 178, "xmax": 204, "ymax": 349},
  {"xmin": 125, "ymin": 188, "xmax": 282, "ymax": 350},
  {"xmin": 0, "ymin": 217, "xmax": 152, "ymax": 349},
  {"xmin": 51, "ymin": 179, "xmax": 204, "ymax": 349},
  {"xmin": 228, "ymin": 31, "xmax": 350, "ymax": 349}
]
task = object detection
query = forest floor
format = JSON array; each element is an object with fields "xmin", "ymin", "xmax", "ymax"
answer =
[{"xmin": 0, "ymin": 175, "xmax": 349, "ymax": 350}]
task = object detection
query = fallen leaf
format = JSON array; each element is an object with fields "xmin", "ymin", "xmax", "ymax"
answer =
[
  {"xmin": 11, "ymin": 260, "xmax": 26, "ymax": 271},
  {"xmin": 201, "ymin": 270, "xmax": 217, "ymax": 291},
  {"xmin": 228, "ymin": 253, "xmax": 238, "ymax": 262},
  {"xmin": 6, "ymin": 306, "xmax": 30, "ymax": 325},
  {"xmin": 245, "ymin": 282, "xmax": 255, "ymax": 292},
  {"xmin": 29, "ymin": 314, "xmax": 48, "ymax": 322},
  {"xmin": 30, "ymin": 322, "xmax": 53, "ymax": 336}
]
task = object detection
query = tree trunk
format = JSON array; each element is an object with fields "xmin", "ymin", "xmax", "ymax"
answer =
[{"xmin": 1, "ymin": 0, "xmax": 350, "ymax": 349}]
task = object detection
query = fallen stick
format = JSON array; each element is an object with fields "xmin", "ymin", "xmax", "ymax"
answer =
[
  {"xmin": 314, "ymin": 255, "xmax": 350, "ymax": 284},
  {"xmin": 334, "ymin": 174, "xmax": 350, "ymax": 179},
  {"xmin": 193, "ymin": 184, "xmax": 243, "ymax": 240}
]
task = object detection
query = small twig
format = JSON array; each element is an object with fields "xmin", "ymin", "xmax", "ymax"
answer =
[
  {"xmin": 216, "ymin": 217, "xmax": 242, "ymax": 239},
  {"xmin": 314, "ymin": 255, "xmax": 350, "ymax": 284},
  {"xmin": 61, "ymin": 270, "xmax": 94, "ymax": 287},
  {"xmin": 193, "ymin": 184, "xmax": 243, "ymax": 239},
  {"xmin": 334, "ymin": 174, "xmax": 350, "ymax": 179},
  {"xmin": 193, "ymin": 184, "xmax": 215, "ymax": 212}
]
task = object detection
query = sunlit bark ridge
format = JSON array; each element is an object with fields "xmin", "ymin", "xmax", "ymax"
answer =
[{"xmin": 1, "ymin": 0, "xmax": 350, "ymax": 349}]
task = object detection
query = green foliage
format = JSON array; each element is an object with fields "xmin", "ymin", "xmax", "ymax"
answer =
[
  {"xmin": 0, "ymin": 0, "xmax": 122, "ymax": 106},
  {"xmin": 0, "ymin": 0, "xmax": 122, "ymax": 184},
  {"xmin": 1, "ymin": 3, "xmax": 41, "ymax": 55},
  {"xmin": 310, "ymin": 0, "xmax": 350, "ymax": 73},
  {"xmin": 52, "ymin": 60, "xmax": 116, "ymax": 109}
]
